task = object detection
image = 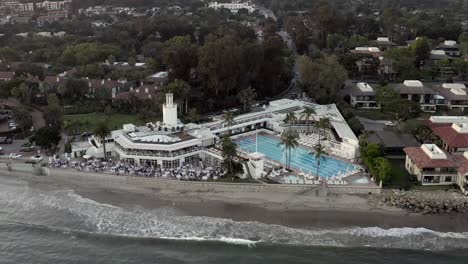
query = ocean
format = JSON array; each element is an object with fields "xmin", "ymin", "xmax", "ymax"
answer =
[{"xmin": 1, "ymin": 174, "xmax": 468, "ymax": 264}]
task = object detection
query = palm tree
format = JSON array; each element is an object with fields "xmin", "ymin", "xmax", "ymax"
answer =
[
  {"xmin": 284, "ymin": 112, "xmax": 297, "ymax": 129},
  {"xmin": 238, "ymin": 87, "xmax": 257, "ymax": 112},
  {"xmin": 278, "ymin": 130, "xmax": 299, "ymax": 170},
  {"xmin": 93, "ymin": 121, "xmax": 112, "ymax": 159},
  {"xmin": 300, "ymin": 106, "xmax": 316, "ymax": 133},
  {"xmin": 188, "ymin": 108, "xmax": 201, "ymax": 123},
  {"xmin": 317, "ymin": 117, "xmax": 330, "ymax": 144},
  {"xmin": 221, "ymin": 136, "xmax": 237, "ymax": 180},
  {"xmin": 164, "ymin": 79, "xmax": 191, "ymax": 113},
  {"xmin": 313, "ymin": 144, "xmax": 327, "ymax": 178},
  {"xmin": 358, "ymin": 130, "xmax": 371, "ymax": 149},
  {"xmin": 12, "ymin": 107, "xmax": 32, "ymax": 136},
  {"xmin": 223, "ymin": 112, "xmax": 236, "ymax": 135}
]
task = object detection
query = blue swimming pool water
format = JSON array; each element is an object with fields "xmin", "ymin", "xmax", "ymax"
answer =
[{"xmin": 236, "ymin": 134, "xmax": 358, "ymax": 178}]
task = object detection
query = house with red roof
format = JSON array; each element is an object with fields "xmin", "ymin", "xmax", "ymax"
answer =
[
  {"xmin": 404, "ymin": 144, "xmax": 468, "ymax": 194},
  {"xmin": 431, "ymin": 123, "xmax": 468, "ymax": 154},
  {"xmin": 0, "ymin": 71, "xmax": 15, "ymax": 81}
]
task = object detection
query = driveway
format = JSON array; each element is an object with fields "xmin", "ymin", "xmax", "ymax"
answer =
[
  {"xmin": 1, "ymin": 98, "xmax": 46, "ymax": 131},
  {"xmin": 357, "ymin": 117, "xmax": 390, "ymax": 132}
]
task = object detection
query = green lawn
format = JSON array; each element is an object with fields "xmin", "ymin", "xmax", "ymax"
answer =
[
  {"xmin": 387, "ymin": 159, "xmax": 411, "ymax": 189},
  {"xmin": 64, "ymin": 113, "xmax": 142, "ymax": 131}
]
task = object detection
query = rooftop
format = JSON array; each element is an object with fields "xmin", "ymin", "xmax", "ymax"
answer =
[
  {"xmin": 390, "ymin": 80, "xmax": 436, "ymax": 95},
  {"xmin": 404, "ymin": 146, "xmax": 458, "ymax": 168},
  {"xmin": 432, "ymin": 126, "xmax": 468, "ymax": 148}
]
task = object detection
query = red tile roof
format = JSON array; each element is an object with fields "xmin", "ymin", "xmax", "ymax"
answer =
[
  {"xmin": 403, "ymin": 147, "xmax": 458, "ymax": 168},
  {"xmin": 432, "ymin": 126, "xmax": 468, "ymax": 148},
  {"xmin": 0, "ymin": 71, "xmax": 15, "ymax": 80},
  {"xmin": 113, "ymin": 85, "xmax": 160, "ymax": 101}
]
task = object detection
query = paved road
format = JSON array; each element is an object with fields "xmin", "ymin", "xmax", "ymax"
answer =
[
  {"xmin": 274, "ymin": 30, "xmax": 303, "ymax": 100},
  {"xmin": 356, "ymin": 117, "xmax": 392, "ymax": 132}
]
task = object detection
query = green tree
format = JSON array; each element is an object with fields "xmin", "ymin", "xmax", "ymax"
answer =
[
  {"xmin": 164, "ymin": 79, "xmax": 191, "ymax": 113},
  {"xmin": 187, "ymin": 108, "xmax": 201, "ymax": 123},
  {"xmin": 348, "ymin": 117, "xmax": 364, "ymax": 135},
  {"xmin": 375, "ymin": 86, "xmax": 399, "ymax": 109},
  {"xmin": 299, "ymin": 55, "xmax": 347, "ymax": 103},
  {"xmin": 284, "ymin": 112, "xmax": 297, "ymax": 129},
  {"xmin": 11, "ymin": 83, "xmax": 34, "ymax": 104},
  {"xmin": 313, "ymin": 144, "xmax": 327, "ymax": 178},
  {"xmin": 93, "ymin": 121, "xmax": 112, "ymax": 159},
  {"xmin": 410, "ymin": 37, "xmax": 431, "ymax": 67},
  {"xmin": 163, "ymin": 36, "xmax": 197, "ymax": 81},
  {"xmin": 373, "ymin": 157, "xmax": 392, "ymax": 183},
  {"xmin": 107, "ymin": 54, "xmax": 116, "ymax": 64},
  {"xmin": 221, "ymin": 136, "xmax": 238, "ymax": 179},
  {"xmin": 61, "ymin": 79, "xmax": 89, "ymax": 100},
  {"xmin": 12, "ymin": 107, "xmax": 32, "ymax": 136},
  {"xmin": 317, "ymin": 117, "xmax": 330, "ymax": 145},
  {"xmin": 30, "ymin": 127, "xmax": 61, "ymax": 154},
  {"xmin": 384, "ymin": 99, "xmax": 422, "ymax": 122},
  {"xmin": 359, "ymin": 130, "xmax": 372, "ymax": 149},
  {"xmin": 238, "ymin": 87, "xmax": 257, "ymax": 112},
  {"xmin": 279, "ymin": 130, "xmax": 299, "ymax": 170},
  {"xmin": 385, "ymin": 48, "xmax": 420, "ymax": 81},
  {"xmin": 223, "ymin": 112, "xmax": 236, "ymax": 134},
  {"xmin": 44, "ymin": 93, "xmax": 63, "ymax": 129},
  {"xmin": 452, "ymin": 58, "xmax": 468, "ymax": 80},
  {"xmin": 300, "ymin": 106, "xmax": 316, "ymax": 133}
]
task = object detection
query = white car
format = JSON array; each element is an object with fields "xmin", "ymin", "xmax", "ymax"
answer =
[
  {"xmin": 385, "ymin": 121, "xmax": 396, "ymax": 127},
  {"xmin": 31, "ymin": 155, "xmax": 43, "ymax": 162},
  {"xmin": 9, "ymin": 153, "xmax": 22, "ymax": 159}
]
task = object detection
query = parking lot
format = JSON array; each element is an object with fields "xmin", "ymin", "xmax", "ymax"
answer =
[{"xmin": 0, "ymin": 138, "xmax": 39, "ymax": 159}]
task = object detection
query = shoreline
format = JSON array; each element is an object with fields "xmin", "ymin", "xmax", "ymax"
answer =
[
  {"xmin": 19, "ymin": 172, "xmax": 468, "ymax": 232},
  {"xmin": 76, "ymin": 187, "xmax": 468, "ymax": 232}
]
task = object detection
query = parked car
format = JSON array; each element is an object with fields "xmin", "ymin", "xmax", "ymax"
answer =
[
  {"xmin": 30, "ymin": 155, "xmax": 43, "ymax": 163},
  {"xmin": 9, "ymin": 153, "xmax": 22, "ymax": 159},
  {"xmin": 20, "ymin": 143, "xmax": 35, "ymax": 152},
  {"xmin": 0, "ymin": 137, "xmax": 12, "ymax": 144},
  {"xmin": 385, "ymin": 121, "xmax": 396, "ymax": 127}
]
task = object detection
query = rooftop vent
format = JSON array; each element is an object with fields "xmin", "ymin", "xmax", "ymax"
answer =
[{"xmin": 403, "ymin": 80, "xmax": 423, "ymax": 87}]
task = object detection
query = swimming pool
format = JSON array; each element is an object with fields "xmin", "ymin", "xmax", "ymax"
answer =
[{"xmin": 235, "ymin": 134, "xmax": 358, "ymax": 179}]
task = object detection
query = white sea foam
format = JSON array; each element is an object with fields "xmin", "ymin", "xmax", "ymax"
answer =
[{"xmin": 2, "ymin": 179, "xmax": 468, "ymax": 250}]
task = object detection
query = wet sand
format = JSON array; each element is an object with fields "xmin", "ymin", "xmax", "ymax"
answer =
[{"xmin": 75, "ymin": 187, "xmax": 468, "ymax": 233}]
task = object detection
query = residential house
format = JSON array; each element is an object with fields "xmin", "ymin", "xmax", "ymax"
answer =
[
  {"xmin": 431, "ymin": 83, "xmax": 468, "ymax": 111},
  {"xmin": 113, "ymin": 84, "xmax": 160, "ymax": 101},
  {"xmin": 404, "ymin": 144, "xmax": 459, "ymax": 185},
  {"xmin": 0, "ymin": 71, "xmax": 15, "ymax": 81},
  {"xmin": 431, "ymin": 122, "xmax": 468, "ymax": 154},
  {"xmin": 351, "ymin": 47, "xmax": 383, "ymax": 58},
  {"xmin": 349, "ymin": 82, "xmax": 380, "ymax": 109},
  {"xmin": 435, "ymin": 40, "xmax": 460, "ymax": 57},
  {"xmin": 370, "ymin": 37, "xmax": 397, "ymax": 51},
  {"xmin": 388, "ymin": 80, "xmax": 438, "ymax": 112},
  {"xmin": 208, "ymin": 2, "xmax": 257, "ymax": 13}
]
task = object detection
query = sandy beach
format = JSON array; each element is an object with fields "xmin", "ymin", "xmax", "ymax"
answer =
[{"xmin": 20, "ymin": 174, "xmax": 468, "ymax": 232}]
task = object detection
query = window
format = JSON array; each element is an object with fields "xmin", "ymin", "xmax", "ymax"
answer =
[{"xmin": 445, "ymin": 176, "xmax": 452, "ymax": 182}]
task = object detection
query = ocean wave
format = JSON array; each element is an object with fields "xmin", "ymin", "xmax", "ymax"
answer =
[{"xmin": 1, "ymin": 180, "xmax": 468, "ymax": 250}]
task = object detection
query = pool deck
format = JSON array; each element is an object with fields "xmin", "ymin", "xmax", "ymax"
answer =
[{"xmin": 236, "ymin": 133, "xmax": 376, "ymax": 187}]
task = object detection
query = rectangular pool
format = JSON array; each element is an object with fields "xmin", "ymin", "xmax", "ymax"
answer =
[{"xmin": 235, "ymin": 134, "xmax": 358, "ymax": 179}]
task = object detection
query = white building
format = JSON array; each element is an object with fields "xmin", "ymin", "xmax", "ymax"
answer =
[
  {"xmin": 208, "ymin": 1, "xmax": 256, "ymax": 13},
  {"xmin": 72, "ymin": 95, "xmax": 360, "ymax": 168},
  {"xmin": 18, "ymin": 3, "xmax": 34, "ymax": 12},
  {"xmin": 36, "ymin": 0, "xmax": 70, "ymax": 11}
]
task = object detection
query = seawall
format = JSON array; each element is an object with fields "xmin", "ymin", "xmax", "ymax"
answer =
[{"xmin": 0, "ymin": 163, "xmax": 381, "ymax": 195}]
